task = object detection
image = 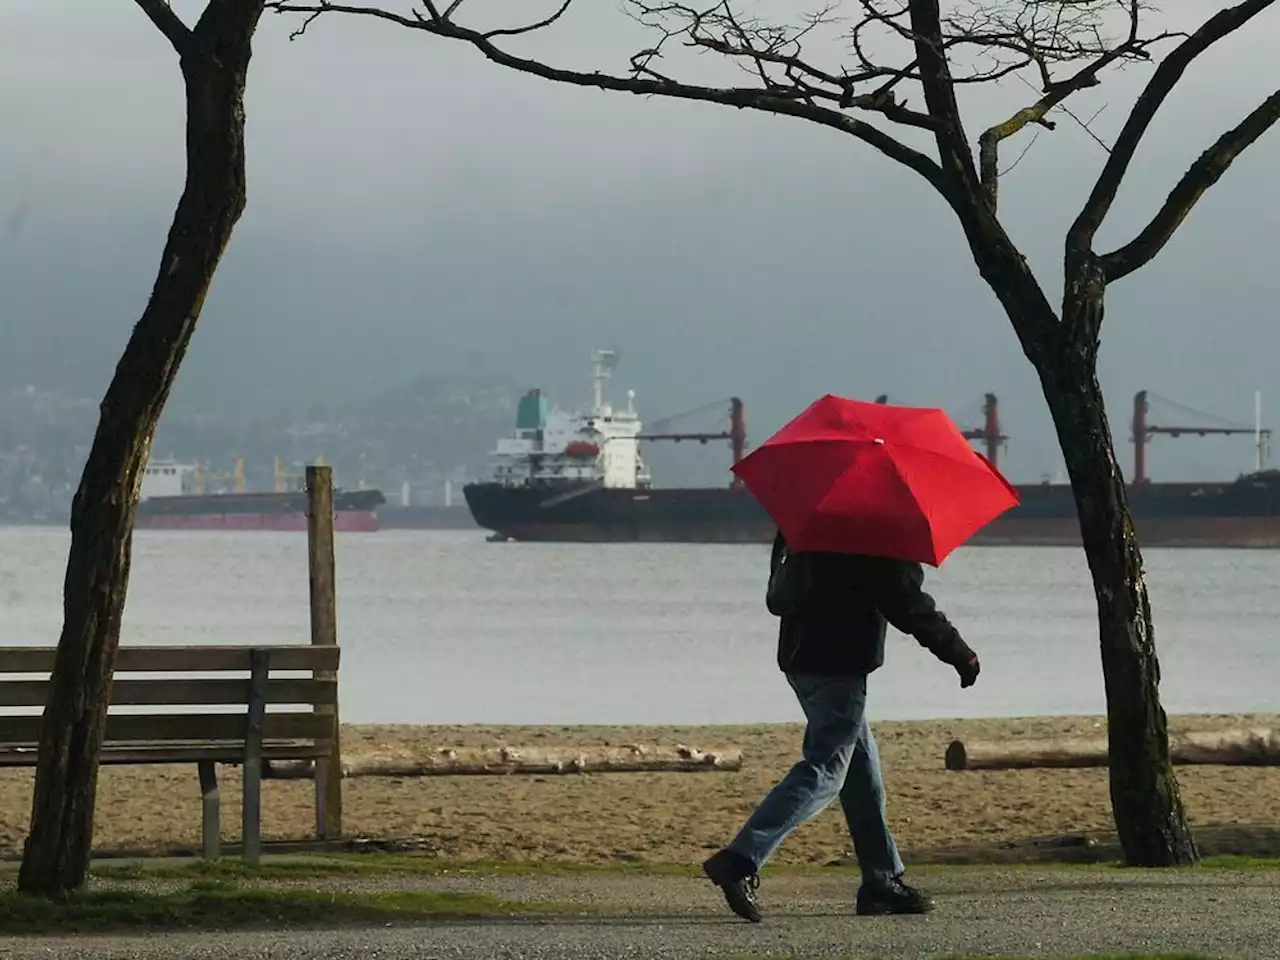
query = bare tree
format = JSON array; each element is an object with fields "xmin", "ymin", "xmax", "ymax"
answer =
[
  {"xmin": 269, "ymin": 0, "xmax": 1280, "ymax": 866},
  {"xmin": 18, "ymin": 0, "xmax": 266, "ymax": 898}
]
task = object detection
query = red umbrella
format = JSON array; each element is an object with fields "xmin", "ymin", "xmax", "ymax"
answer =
[{"xmin": 731, "ymin": 394, "xmax": 1019, "ymax": 565}]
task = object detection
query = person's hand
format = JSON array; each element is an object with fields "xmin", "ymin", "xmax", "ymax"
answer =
[
  {"xmin": 955, "ymin": 651, "xmax": 980, "ymax": 689},
  {"xmin": 933, "ymin": 634, "xmax": 980, "ymax": 688}
]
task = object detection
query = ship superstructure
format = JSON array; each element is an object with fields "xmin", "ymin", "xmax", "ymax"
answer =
[{"xmin": 486, "ymin": 349, "xmax": 652, "ymax": 492}]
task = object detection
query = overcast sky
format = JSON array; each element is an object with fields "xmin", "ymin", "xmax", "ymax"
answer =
[{"xmin": 2, "ymin": 0, "xmax": 1278, "ymax": 483}]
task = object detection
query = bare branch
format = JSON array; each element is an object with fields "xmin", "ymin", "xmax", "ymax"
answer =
[
  {"xmin": 1056, "ymin": 101, "xmax": 1112, "ymax": 154},
  {"xmin": 975, "ymin": 2, "xmax": 1173, "ymax": 212},
  {"xmin": 906, "ymin": 0, "xmax": 981, "ymax": 193},
  {"xmin": 287, "ymin": 7, "xmax": 323, "ymax": 39},
  {"xmin": 623, "ymin": 3, "xmax": 940, "ymax": 127},
  {"xmin": 267, "ymin": 1, "xmax": 963, "ymax": 204},
  {"xmin": 1068, "ymin": 0, "xmax": 1279, "ymax": 252},
  {"xmin": 1101, "ymin": 87, "xmax": 1280, "ymax": 283},
  {"xmin": 998, "ymin": 127, "xmax": 1044, "ymax": 178},
  {"xmin": 483, "ymin": 0, "xmax": 573, "ymax": 39},
  {"xmin": 134, "ymin": 0, "xmax": 193, "ymax": 53}
]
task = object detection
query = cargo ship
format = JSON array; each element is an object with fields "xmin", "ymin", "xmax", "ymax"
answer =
[
  {"xmin": 463, "ymin": 351, "xmax": 1280, "ymax": 548},
  {"xmin": 135, "ymin": 459, "xmax": 385, "ymax": 532}
]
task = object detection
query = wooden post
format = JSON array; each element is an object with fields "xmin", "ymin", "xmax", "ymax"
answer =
[
  {"xmin": 306, "ymin": 465, "xmax": 342, "ymax": 839},
  {"xmin": 241, "ymin": 648, "xmax": 269, "ymax": 866}
]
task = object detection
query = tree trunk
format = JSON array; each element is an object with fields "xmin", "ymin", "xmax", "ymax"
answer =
[
  {"xmin": 18, "ymin": 2, "xmax": 263, "ymax": 898},
  {"xmin": 1035, "ymin": 291, "xmax": 1198, "ymax": 867},
  {"xmin": 950, "ymin": 194, "xmax": 1196, "ymax": 866}
]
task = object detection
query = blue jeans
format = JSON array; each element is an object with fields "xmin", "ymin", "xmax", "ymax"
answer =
[{"xmin": 727, "ymin": 673, "xmax": 904, "ymax": 884}]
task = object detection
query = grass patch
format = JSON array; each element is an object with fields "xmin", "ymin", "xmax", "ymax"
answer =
[
  {"xmin": 954, "ymin": 955, "xmax": 1223, "ymax": 960},
  {"xmin": 78, "ymin": 851, "xmax": 1280, "ymax": 885},
  {"xmin": 736, "ymin": 955, "xmax": 1222, "ymax": 960},
  {"xmin": 907, "ymin": 855, "xmax": 1280, "ymax": 877},
  {"xmin": 87, "ymin": 854, "xmax": 702, "ymax": 882},
  {"xmin": 0, "ymin": 881, "xmax": 565, "ymax": 934},
  {"xmin": 1195, "ymin": 854, "xmax": 1280, "ymax": 870},
  {"xmin": 985, "ymin": 956, "xmax": 1221, "ymax": 960}
]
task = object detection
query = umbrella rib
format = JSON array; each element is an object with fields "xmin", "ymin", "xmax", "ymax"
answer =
[
  {"xmin": 799, "ymin": 446, "xmax": 937, "ymax": 562},
  {"xmin": 887, "ymin": 444, "xmax": 1018, "ymax": 495},
  {"xmin": 875, "ymin": 450, "xmax": 938, "ymax": 562},
  {"xmin": 775, "ymin": 439, "xmax": 880, "ymax": 549}
]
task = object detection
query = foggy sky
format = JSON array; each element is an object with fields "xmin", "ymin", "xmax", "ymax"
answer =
[{"xmin": 3, "ymin": 0, "xmax": 1279, "ymax": 484}]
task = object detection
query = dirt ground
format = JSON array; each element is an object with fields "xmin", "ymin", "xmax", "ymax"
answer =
[{"xmin": 0, "ymin": 713, "xmax": 1275, "ymax": 864}]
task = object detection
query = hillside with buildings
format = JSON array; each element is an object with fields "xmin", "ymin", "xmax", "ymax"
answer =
[{"xmin": 0, "ymin": 374, "xmax": 518, "ymax": 524}]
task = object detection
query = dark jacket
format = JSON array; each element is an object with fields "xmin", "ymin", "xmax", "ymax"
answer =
[{"xmin": 771, "ymin": 531, "xmax": 967, "ymax": 676}]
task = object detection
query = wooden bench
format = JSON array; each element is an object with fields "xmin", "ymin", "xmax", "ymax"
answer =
[{"xmin": 0, "ymin": 645, "xmax": 340, "ymax": 864}]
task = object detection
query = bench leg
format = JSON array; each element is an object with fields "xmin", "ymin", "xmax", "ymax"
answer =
[
  {"xmin": 242, "ymin": 648, "xmax": 269, "ymax": 866},
  {"xmin": 242, "ymin": 758, "xmax": 262, "ymax": 866},
  {"xmin": 198, "ymin": 761, "xmax": 220, "ymax": 860},
  {"xmin": 314, "ymin": 760, "xmax": 328, "ymax": 840}
]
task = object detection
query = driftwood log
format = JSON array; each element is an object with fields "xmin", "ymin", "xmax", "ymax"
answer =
[
  {"xmin": 263, "ymin": 743, "xmax": 743, "ymax": 779},
  {"xmin": 945, "ymin": 728, "xmax": 1280, "ymax": 771}
]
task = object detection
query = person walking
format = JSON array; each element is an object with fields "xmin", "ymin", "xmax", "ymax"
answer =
[{"xmin": 702, "ymin": 529, "xmax": 981, "ymax": 923}]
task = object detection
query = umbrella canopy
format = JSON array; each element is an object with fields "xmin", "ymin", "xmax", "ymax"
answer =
[{"xmin": 731, "ymin": 394, "xmax": 1019, "ymax": 565}]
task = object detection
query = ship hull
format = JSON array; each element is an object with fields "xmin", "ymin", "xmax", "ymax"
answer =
[
  {"xmin": 136, "ymin": 489, "xmax": 386, "ymax": 533},
  {"xmin": 465, "ymin": 483, "xmax": 774, "ymax": 543},
  {"xmin": 971, "ymin": 516, "xmax": 1280, "ymax": 549},
  {"xmin": 463, "ymin": 481, "xmax": 1280, "ymax": 549},
  {"xmin": 136, "ymin": 510, "xmax": 380, "ymax": 533}
]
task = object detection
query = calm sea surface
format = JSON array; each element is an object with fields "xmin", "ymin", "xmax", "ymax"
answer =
[{"xmin": 0, "ymin": 527, "xmax": 1275, "ymax": 726}]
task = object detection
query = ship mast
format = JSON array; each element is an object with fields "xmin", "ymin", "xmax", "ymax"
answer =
[
  {"xmin": 591, "ymin": 349, "xmax": 620, "ymax": 412},
  {"xmin": 1256, "ymin": 391, "xmax": 1266, "ymax": 473}
]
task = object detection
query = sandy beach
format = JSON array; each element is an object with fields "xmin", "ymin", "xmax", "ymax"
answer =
[{"xmin": 0, "ymin": 713, "xmax": 1276, "ymax": 864}]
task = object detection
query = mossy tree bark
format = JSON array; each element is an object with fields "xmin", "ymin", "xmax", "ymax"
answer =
[
  {"xmin": 947, "ymin": 192, "xmax": 1198, "ymax": 865},
  {"xmin": 18, "ymin": 0, "xmax": 265, "ymax": 899},
  {"xmin": 1037, "ymin": 292, "xmax": 1197, "ymax": 866}
]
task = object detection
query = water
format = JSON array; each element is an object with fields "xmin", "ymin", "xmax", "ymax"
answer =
[{"xmin": 0, "ymin": 527, "xmax": 1276, "ymax": 725}]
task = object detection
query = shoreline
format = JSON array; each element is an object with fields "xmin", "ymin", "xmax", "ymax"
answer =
[{"xmin": 0, "ymin": 713, "xmax": 1276, "ymax": 864}]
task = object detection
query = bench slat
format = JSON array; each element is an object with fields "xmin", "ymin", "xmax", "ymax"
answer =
[
  {"xmin": 0, "ymin": 712, "xmax": 333, "ymax": 745},
  {"xmin": 0, "ymin": 646, "xmax": 340, "ymax": 674},
  {"xmin": 0, "ymin": 742, "xmax": 332, "ymax": 767},
  {"xmin": 0, "ymin": 678, "xmax": 337, "ymax": 708}
]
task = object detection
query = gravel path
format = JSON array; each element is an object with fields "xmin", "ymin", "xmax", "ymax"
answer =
[{"xmin": 8, "ymin": 867, "xmax": 1280, "ymax": 959}]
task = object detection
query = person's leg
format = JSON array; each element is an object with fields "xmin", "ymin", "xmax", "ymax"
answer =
[
  {"xmin": 838, "ymin": 714, "xmax": 904, "ymax": 884},
  {"xmin": 839, "ymin": 716, "xmax": 933, "ymax": 915},
  {"xmin": 703, "ymin": 673, "xmax": 866, "ymax": 922},
  {"xmin": 726, "ymin": 673, "xmax": 867, "ymax": 868}
]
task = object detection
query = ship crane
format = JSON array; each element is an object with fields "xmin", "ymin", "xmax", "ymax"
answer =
[
  {"xmin": 959, "ymin": 394, "xmax": 1007, "ymax": 470},
  {"xmin": 876, "ymin": 393, "xmax": 1007, "ymax": 469},
  {"xmin": 638, "ymin": 397, "xmax": 748, "ymax": 488},
  {"xmin": 1132, "ymin": 389, "xmax": 1271, "ymax": 485}
]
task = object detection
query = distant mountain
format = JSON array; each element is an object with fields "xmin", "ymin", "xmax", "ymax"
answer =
[
  {"xmin": 150, "ymin": 372, "xmax": 521, "ymax": 500},
  {"xmin": 0, "ymin": 367, "xmax": 747, "ymax": 524},
  {"xmin": 0, "ymin": 373, "xmax": 521, "ymax": 521}
]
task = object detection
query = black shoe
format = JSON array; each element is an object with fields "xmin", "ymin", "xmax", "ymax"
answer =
[
  {"xmin": 702, "ymin": 849, "xmax": 763, "ymax": 923},
  {"xmin": 856, "ymin": 875, "xmax": 934, "ymax": 916}
]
